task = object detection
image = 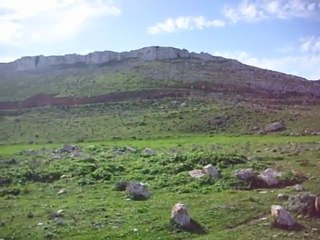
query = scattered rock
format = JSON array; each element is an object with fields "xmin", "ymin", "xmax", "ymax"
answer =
[
  {"xmin": 56, "ymin": 209, "xmax": 64, "ymax": 217},
  {"xmin": 171, "ymin": 203, "xmax": 191, "ymax": 227},
  {"xmin": 188, "ymin": 170, "xmax": 206, "ymax": 179},
  {"xmin": 271, "ymin": 205, "xmax": 296, "ymax": 229},
  {"xmin": 60, "ymin": 175, "xmax": 71, "ymax": 179},
  {"xmin": 258, "ymin": 190, "xmax": 268, "ymax": 194},
  {"xmin": 70, "ymin": 150, "xmax": 81, "ymax": 158},
  {"xmin": 57, "ymin": 188, "xmax": 67, "ymax": 195},
  {"xmin": 202, "ymin": 164, "xmax": 220, "ymax": 179},
  {"xmin": 37, "ymin": 222, "xmax": 44, "ymax": 226},
  {"xmin": 234, "ymin": 168, "xmax": 256, "ymax": 180},
  {"xmin": 50, "ymin": 209, "xmax": 64, "ymax": 219},
  {"xmin": 286, "ymin": 193, "xmax": 316, "ymax": 216},
  {"xmin": 315, "ymin": 196, "xmax": 320, "ymax": 215},
  {"xmin": 265, "ymin": 122, "xmax": 285, "ymax": 132},
  {"xmin": 277, "ymin": 193, "xmax": 289, "ymax": 201},
  {"xmin": 125, "ymin": 182, "xmax": 151, "ymax": 200},
  {"xmin": 53, "ymin": 217, "xmax": 65, "ymax": 225},
  {"xmin": 141, "ymin": 148, "xmax": 156, "ymax": 157},
  {"xmin": 61, "ymin": 144, "xmax": 77, "ymax": 153},
  {"xmin": 52, "ymin": 154, "xmax": 62, "ymax": 160},
  {"xmin": 180, "ymin": 102, "xmax": 187, "ymax": 107},
  {"xmin": 258, "ymin": 168, "xmax": 282, "ymax": 187},
  {"xmin": 294, "ymin": 184, "xmax": 304, "ymax": 192},
  {"xmin": 125, "ymin": 147, "xmax": 137, "ymax": 153}
]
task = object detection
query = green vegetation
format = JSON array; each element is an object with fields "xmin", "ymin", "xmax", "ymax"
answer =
[
  {"xmin": 1, "ymin": 98, "xmax": 320, "ymax": 145},
  {"xmin": 1, "ymin": 136, "xmax": 320, "ymax": 239},
  {"xmin": 1, "ymin": 48, "xmax": 320, "ymax": 239},
  {"xmin": 0, "ymin": 63, "xmax": 175, "ymax": 101}
]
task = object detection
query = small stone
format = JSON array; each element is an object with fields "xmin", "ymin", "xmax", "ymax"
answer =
[
  {"xmin": 53, "ymin": 217, "xmax": 65, "ymax": 225},
  {"xmin": 171, "ymin": 203, "xmax": 191, "ymax": 227},
  {"xmin": 271, "ymin": 205, "xmax": 296, "ymax": 229},
  {"xmin": 56, "ymin": 209, "xmax": 64, "ymax": 216},
  {"xmin": 258, "ymin": 190, "xmax": 268, "ymax": 194},
  {"xmin": 61, "ymin": 144, "xmax": 76, "ymax": 153},
  {"xmin": 288, "ymin": 232, "xmax": 294, "ymax": 237},
  {"xmin": 202, "ymin": 164, "xmax": 220, "ymax": 179},
  {"xmin": 188, "ymin": 169, "xmax": 206, "ymax": 179},
  {"xmin": 133, "ymin": 228, "xmax": 138, "ymax": 232},
  {"xmin": 58, "ymin": 189, "xmax": 67, "ymax": 195},
  {"xmin": 294, "ymin": 184, "xmax": 304, "ymax": 192},
  {"xmin": 125, "ymin": 147, "xmax": 137, "ymax": 153},
  {"xmin": 60, "ymin": 175, "xmax": 70, "ymax": 179},
  {"xmin": 37, "ymin": 222, "xmax": 44, "ymax": 226},
  {"xmin": 180, "ymin": 102, "xmax": 187, "ymax": 107},
  {"xmin": 264, "ymin": 122, "xmax": 285, "ymax": 132},
  {"xmin": 141, "ymin": 148, "xmax": 156, "ymax": 157},
  {"xmin": 126, "ymin": 182, "xmax": 151, "ymax": 200},
  {"xmin": 277, "ymin": 193, "xmax": 289, "ymax": 200}
]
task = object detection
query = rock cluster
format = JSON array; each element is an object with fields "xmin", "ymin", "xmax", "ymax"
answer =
[
  {"xmin": 286, "ymin": 193, "xmax": 319, "ymax": 216},
  {"xmin": 188, "ymin": 164, "xmax": 219, "ymax": 179}
]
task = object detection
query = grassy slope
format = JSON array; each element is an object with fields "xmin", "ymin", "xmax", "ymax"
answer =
[
  {"xmin": 1, "ymin": 98, "xmax": 320, "ymax": 145},
  {"xmin": 1, "ymin": 135, "xmax": 320, "ymax": 239},
  {"xmin": 0, "ymin": 62, "xmax": 175, "ymax": 101}
]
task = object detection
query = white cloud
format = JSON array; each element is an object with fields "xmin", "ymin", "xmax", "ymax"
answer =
[
  {"xmin": 224, "ymin": 1, "xmax": 265, "ymax": 22},
  {"xmin": 148, "ymin": 16, "xmax": 225, "ymax": 34},
  {"xmin": 214, "ymin": 37, "xmax": 320, "ymax": 80},
  {"xmin": 0, "ymin": 0, "xmax": 121, "ymax": 45},
  {"xmin": 300, "ymin": 36, "xmax": 320, "ymax": 55},
  {"xmin": 224, "ymin": 0, "xmax": 320, "ymax": 22}
]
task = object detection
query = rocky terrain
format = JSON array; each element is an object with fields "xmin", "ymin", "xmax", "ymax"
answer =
[{"xmin": 0, "ymin": 46, "xmax": 319, "ymax": 108}]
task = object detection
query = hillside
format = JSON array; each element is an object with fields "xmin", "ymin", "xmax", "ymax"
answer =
[
  {"xmin": 0, "ymin": 46, "xmax": 319, "ymax": 105},
  {"xmin": 0, "ymin": 46, "xmax": 320, "ymax": 144},
  {"xmin": 1, "ymin": 47, "xmax": 320, "ymax": 240}
]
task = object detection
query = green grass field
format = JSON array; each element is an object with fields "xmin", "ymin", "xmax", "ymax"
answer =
[
  {"xmin": 1, "ymin": 98, "xmax": 320, "ymax": 145},
  {"xmin": 1, "ymin": 135, "xmax": 320, "ymax": 239}
]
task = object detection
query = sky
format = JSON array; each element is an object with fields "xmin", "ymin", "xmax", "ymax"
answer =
[{"xmin": 0, "ymin": 0, "xmax": 319, "ymax": 79}]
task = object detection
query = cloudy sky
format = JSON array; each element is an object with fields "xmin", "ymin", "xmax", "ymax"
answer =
[{"xmin": 0, "ymin": 0, "xmax": 319, "ymax": 79}]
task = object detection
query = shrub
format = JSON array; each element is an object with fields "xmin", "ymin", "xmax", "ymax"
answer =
[{"xmin": 0, "ymin": 187, "xmax": 21, "ymax": 196}]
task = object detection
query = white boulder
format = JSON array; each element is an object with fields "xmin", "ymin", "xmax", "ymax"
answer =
[
  {"xmin": 271, "ymin": 205, "xmax": 296, "ymax": 229},
  {"xmin": 171, "ymin": 203, "xmax": 191, "ymax": 227}
]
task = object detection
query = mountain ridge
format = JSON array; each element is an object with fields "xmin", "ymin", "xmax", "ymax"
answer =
[
  {"xmin": 0, "ymin": 46, "xmax": 319, "ymax": 106},
  {"xmin": 4, "ymin": 46, "xmax": 230, "ymax": 72}
]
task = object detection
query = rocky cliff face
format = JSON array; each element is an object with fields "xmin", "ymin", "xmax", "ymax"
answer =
[
  {"xmin": 12, "ymin": 46, "xmax": 221, "ymax": 71},
  {"xmin": 1, "ymin": 46, "xmax": 319, "ymax": 103}
]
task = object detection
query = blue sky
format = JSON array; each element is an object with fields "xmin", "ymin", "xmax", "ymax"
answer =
[{"xmin": 0, "ymin": 0, "xmax": 319, "ymax": 79}]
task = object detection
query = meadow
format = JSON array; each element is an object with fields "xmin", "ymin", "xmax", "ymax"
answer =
[{"xmin": 1, "ymin": 134, "xmax": 320, "ymax": 239}]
